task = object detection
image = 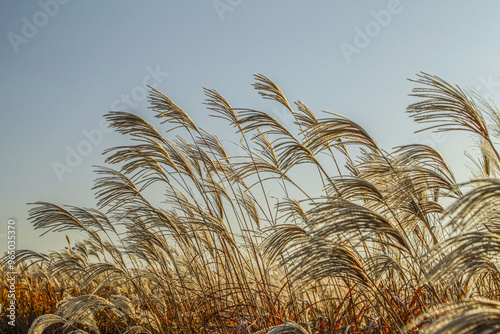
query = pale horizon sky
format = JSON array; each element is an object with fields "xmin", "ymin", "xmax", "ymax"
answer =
[{"xmin": 1, "ymin": 1, "xmax": 500, "ymax": 252}]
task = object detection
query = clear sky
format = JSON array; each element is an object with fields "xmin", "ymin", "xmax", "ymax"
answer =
[{"xmin": 1, "ymin": 1, "xmax": 500, "ymax": 252}]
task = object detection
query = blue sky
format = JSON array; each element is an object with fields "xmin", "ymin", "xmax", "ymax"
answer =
[{"xmin": 1, "ymin": 1, "xmax": 500, "ymax": 252}]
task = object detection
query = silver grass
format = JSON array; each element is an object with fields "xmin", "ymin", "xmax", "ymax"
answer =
[
  {"xmin": 8, "ymin": 72, "xmax": 500, "ymax": 333},
  {"xmin": 255, "ymin": 321, "xmax": 309, "ymax": 334},
  {"xmin": 406, "ymin": 298, "xmax": 500, "ymax": 334},
  {"xmin": 28, "ymin": 314, "xmax": 73, "ymax": 334},
  {"xmin": 147, "ymin": 85, "xmax": 199, "ymax": 132}
]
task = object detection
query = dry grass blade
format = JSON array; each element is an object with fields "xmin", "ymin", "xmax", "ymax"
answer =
[
  {"xmin": 103, "ymin": 141, "xmax": 178, "ymax": 181},
  {"xmin": 294, "ymin": 101, "xmax": 318, "ymax": 129},
  {"xmin": 54, "ymin": 295, "xmax": 113, "ymax": 331},
  {"xmin": 392, "ymin": 144, "xmax": 457, "ymax": 186},
  {"xmin": 253, "ymin": 74, "xmax": 294, "ymax": 113},
  {"xmin": 260, "ymin": 224, "xmax": 308, "ymax": 264},
  {"xmin": 106, "ymin": 111, "xmax": 168, "ymax": 144},
  {"xmin": 28, "ymin": 314, "xmax": 69, "ymax": 334},
  {"xmin": 93, "ymin": 166, "xmax": 150, "ymax": 212},
  {"xmin": 446, "ymin": 179, "xmax": 500, "ymax": 230},
  {"xmin": 308, "ymin": 200, "xmax": 409, "ymax": 251},
  {"xmin": 9, "ymin": 72, "xmax": 500, "ymax": 333},
  {"xmin": 147, "ymin": 85, "xmax": 199, "ymax": 132},
  {"xmin": 235, "ymin": 108, "xmax": 294, "ymax": 138},
  {"xmin": 480, "ymin": 138, "xmax": 500, "ymax": 176},
  {"xmin": 325, "ymin": 176, "xmax": 384, "ymax": 203},
  {"xmin": 27, "ymin": 202, "xmax": 113, "ymax": 241},
  {"xmin": 255, "ymin": 321, "xmax": 309, "ymax": 334},
  {"xmin": 204, "ymin": 87, "xmax": 239, "ymax": 125},
  {"xmin": 408, "ymin": 72, "xmax": 490, "ymax": 138},
  {"xmin": 303, "ymin": 113, "xmax": 378, "ymax": 152},
  {"xmin": 425, "ymin": 231, "xmax": 500, "ymax": 288},
  {"xmin": 122, "ymin": 326, "xmax": 152, "ymax": 334},
  {"xmin": 195, "ymin": 129, "xmax": 230, "ymax": 161},
  {"xmin": 364, "ymin": 254, "xmax": 405, "ymax": 284},
  {"xmin": 407, "ymin": 298, "xmax": 500, "ymax": 334},
  {"xmin": 284, "ymin": 237, "xmax": 370, "ymax": 287}
]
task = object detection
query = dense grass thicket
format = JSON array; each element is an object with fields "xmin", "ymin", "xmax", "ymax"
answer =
[{"xmin": 3, "ymin": 73, "xmax": 500, "ymax": 333}]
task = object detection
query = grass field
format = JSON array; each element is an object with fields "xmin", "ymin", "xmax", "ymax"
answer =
[{"xmin": 2, "ymin": 72, "xmax": 500, "ymax": 333}]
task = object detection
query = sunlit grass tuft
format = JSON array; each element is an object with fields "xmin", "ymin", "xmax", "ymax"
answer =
[{"xmin": 2, "ymin": 72, "xmax": 500, "ymax": 333}]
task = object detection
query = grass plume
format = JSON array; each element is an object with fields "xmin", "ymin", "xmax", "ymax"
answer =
[{"xmin": 2, "ymin": 72, "xmax": 500, "ymax": 333}]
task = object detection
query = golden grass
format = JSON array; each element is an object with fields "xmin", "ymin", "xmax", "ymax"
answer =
[{"xmin": 2, "ymin": 72, "xmax": 500, "ymax": 333}]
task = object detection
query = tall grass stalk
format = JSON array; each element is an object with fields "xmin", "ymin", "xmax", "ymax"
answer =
[{"xmin": 2, "ymin": 72, "xmax": 500, "ymax": 333}]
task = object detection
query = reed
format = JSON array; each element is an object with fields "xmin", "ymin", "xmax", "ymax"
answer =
[{"xmin": 2, "ymin": 72, "xmax": 500, "ymax": 333}]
